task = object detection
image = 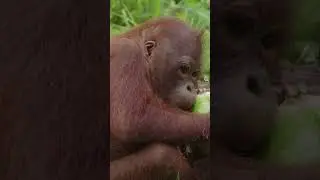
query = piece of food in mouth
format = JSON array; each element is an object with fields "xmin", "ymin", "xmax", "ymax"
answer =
[{"xmin": 192, "ymin": 92, "xmax": 210, "ymax": 114}]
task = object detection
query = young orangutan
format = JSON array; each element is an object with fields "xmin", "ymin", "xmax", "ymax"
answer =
[{"xmin": 110, "ymin": 17, "xmax": 210, "ymax": 179}]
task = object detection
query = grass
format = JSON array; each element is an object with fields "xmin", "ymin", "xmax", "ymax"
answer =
[{"xmin": 110, "ymin": 0, "xmax": 210, "ymax": 80}]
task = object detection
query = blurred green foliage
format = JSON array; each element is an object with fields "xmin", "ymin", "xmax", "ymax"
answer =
[
  {"xmin": 292, "ymin": 0, "xmax": 320, "ymax": 42},
  {"xmin": 285, "ymin": 0, "xmax": 320, "ymax": 66},
  {"xmin": 110, "ymin": 0, "xmax": 210, "ymax": 79}
]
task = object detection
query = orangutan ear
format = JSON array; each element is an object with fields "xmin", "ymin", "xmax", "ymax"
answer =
[
  {"xmin": 145, "ymin": 40, "xmax": 156, "ymax": 56},
  {"xmin": 142, "ymin": 26, "xmax": 161, "ymax": 57}
]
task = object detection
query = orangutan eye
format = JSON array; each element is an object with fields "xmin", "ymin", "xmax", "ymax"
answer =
[
  {"xmin": 192, "ymin": 70, "xmax": 200, "ymax": 78},
  {"xmin": 179, "ymin": 64, "xmax": 191, "ymax": 74}
]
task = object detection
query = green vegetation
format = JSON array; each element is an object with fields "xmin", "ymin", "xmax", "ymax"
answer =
[{"xmin": 110, "ymin": 0, "xmax": 210, "ymax": 79}]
